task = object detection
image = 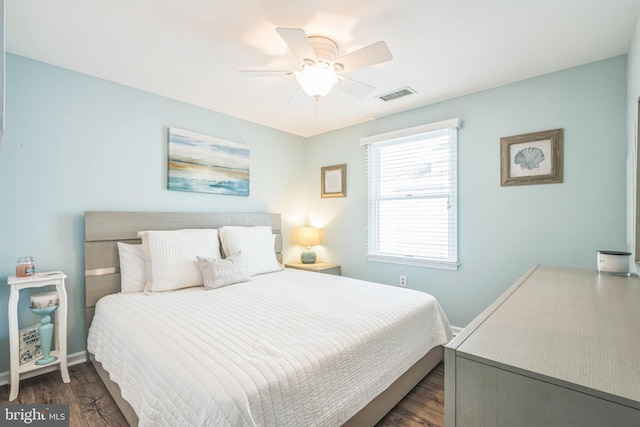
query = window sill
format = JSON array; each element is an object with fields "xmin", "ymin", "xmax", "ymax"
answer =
[{"xmin": 366, "ymin": 254, "xmax": 459, "ymax": 271}]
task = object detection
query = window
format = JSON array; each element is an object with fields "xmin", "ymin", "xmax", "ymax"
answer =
[{"xmin": 361, "ymin": 118, "xmax": 460, "ymax": 270}]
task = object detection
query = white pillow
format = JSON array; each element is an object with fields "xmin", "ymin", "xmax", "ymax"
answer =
[
  {"xmin": 138, "ymin": 229, "xmax": 220, "ymax": 293},
  {"xmin": 197, "ymin": 252, "xmax": 250, "ymax": 289},
  {"xmin": 117, "ymin": 242, "xmax": 146, "ymax": 293},
  {"xmin": 218, "ymin": 226, "xmax": 283, "ymax": 276}
]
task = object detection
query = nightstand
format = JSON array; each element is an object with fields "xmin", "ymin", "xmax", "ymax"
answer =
[
  {"xmin": 285, "ymin": 262, "xmax": 341, "ymax": 276},
  {"xmin": 7, "ymin": 271, "xmax": 71, "ymax": 401}
]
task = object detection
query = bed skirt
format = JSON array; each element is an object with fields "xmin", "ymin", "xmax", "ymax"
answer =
[{"xmin": 89, "ymin": 345, "xmax": 443, "ymax": 427}]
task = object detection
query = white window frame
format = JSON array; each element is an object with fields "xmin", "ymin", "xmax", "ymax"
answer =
[{"xmin": 361, "ymin": 118, "xmax": 460, "ymax": 270}]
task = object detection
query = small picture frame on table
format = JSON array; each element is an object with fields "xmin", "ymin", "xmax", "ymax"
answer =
[{"xmin": 321, "ymin": 164, "xmax": 346, "ymax": 198}]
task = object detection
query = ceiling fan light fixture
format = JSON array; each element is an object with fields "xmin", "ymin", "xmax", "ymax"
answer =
[{"xmin": 295, "ymin": 61, "xmax": 338, "ymax": 99}]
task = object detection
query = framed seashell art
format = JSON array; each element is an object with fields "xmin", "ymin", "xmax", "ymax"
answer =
[{"xmin": 500, "ymin": 128, "xmax": 563, "ymax": 186}]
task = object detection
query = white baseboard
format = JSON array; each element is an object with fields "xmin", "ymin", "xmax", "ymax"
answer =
[
  {"xmin": 451, "ymin": 325, "xmax": 464, "ymax": 336},
  {"xmin": 0, "ymin": 351, "xmax": 87, "ymax": 386}
]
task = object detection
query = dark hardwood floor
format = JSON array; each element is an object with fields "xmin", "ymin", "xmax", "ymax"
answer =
[
  {"xmin": 1, "ymin": 363, "xmax": 128, "ymax": 426},
  {"xmin": 1, "ymin": 362, "xmax": 444, "ymax": 427},
  {"xmin": 377, "ymin": 362, "xmax": 444, "ymax": 427}
]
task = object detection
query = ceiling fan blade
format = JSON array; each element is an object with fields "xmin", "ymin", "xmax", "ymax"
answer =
[
  {"xmin": 276, "ymin": 27, "xmax": 316, "ymax": 61},
  {"xmin": 335, "ymin": 41, "xmax": 392, "ymax": 72},
  {"xmin": 336, "ymin": 76, "xmax": 375, "ymax": 98},
  {"xmin": 288, "ymin": 86, "xmax": 302, "ymax": 105},
  {"xmin": 239, "ymin": 70, "xmax": 293, "ymax": 78}
]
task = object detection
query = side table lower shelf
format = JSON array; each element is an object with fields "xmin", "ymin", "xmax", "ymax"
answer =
[{"xmin": 16, "ymin": 350, "xmax": 66, "ymax": 375}]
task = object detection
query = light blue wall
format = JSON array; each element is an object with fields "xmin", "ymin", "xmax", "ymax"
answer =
[
  {"xmin": 307, "ymin": 56, "xmax": 628, "ymax": 328},
  {"xmin": 0, "ymin": 54, "xmax": 309, "ymax": 373},
  {"xmin": 0, "ymin": 52, "xmax": 629, "ymax": 374}
]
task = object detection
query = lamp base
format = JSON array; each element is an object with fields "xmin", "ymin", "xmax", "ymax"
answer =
[{"xmin": 300, "ymin": 247, "xmax": 317, "ymax": 264}]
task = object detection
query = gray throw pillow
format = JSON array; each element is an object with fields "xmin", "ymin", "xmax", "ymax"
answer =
[{"xmin": 197, "ymin": 252, "xmax": 250, "ymax": 289}]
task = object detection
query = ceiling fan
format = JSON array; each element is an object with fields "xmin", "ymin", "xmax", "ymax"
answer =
[{"xmin": 241, "ymin": 27, "xmax": 393, "ymax": 100}]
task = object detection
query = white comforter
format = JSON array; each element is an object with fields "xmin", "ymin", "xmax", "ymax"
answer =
[{"xmin": 87, "ymin": 268, "xmax": 452, "ymax": 427}]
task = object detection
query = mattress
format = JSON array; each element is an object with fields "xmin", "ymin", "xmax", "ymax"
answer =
[{"xmin": 87, "ymin": 268, "xmax": 452, "ymax": 426}]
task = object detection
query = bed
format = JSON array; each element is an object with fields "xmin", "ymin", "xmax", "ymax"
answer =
[{"xmin": 84, "ymin": 211, "xmax": 453, "ymax": 426}]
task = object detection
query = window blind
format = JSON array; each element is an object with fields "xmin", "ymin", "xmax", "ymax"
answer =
[{"xmin": 361, "ymin": 119, "xmax": 459, "ymax": 270}]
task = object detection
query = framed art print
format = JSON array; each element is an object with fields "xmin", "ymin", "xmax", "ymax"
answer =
[
  {"xmin": 500, "ymin": 128, "xmax": 563, "ymax": 186},
  {"xmin": 321, "ymin": 164, "xmax": 346, "ymax": 198},
  {"xmin": 167, "ymin": 127, "xmax": 250, "ymax": 196}
]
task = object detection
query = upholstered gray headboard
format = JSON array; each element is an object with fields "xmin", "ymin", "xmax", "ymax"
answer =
[{"xmin": 84, "ymin": 211, "xmax": 282, "ymax": 334}]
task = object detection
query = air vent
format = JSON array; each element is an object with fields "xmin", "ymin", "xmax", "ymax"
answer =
[{"xmin": 377, "ymin": 87, "xmax": 416, "ymax": 102}]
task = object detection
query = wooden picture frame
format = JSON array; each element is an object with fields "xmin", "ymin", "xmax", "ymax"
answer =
[
  {"xmin": 500, "ymin": 128, "xmax": 563, "ymax": 186},
  {"xmin": 321, "ymin": 164, "xmax": 346, "ymax": 198}
]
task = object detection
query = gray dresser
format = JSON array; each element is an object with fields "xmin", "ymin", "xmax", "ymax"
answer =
[{"xmin": 445, "ymin": 265, "xmax": 640, "ymax": 427}]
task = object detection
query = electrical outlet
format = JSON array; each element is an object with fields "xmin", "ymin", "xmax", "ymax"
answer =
[{"xmin": 399, "ymin": 275, "xmax": 407, "ymax": 287}]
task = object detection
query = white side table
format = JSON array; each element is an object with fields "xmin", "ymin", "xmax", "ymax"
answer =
[{"xmin": 7, "ymin": 271, "xmax": 70, "ymax": 401}]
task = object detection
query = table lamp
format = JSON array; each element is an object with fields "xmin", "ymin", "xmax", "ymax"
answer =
[{"xmin": 298, "ymin": 227, "xmax": 320, "ymax": 264}]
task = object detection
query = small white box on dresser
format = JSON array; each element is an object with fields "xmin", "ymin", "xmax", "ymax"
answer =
[{"xmin": 596, "ymin": 250, "xmax": 631, "ymax": 275}]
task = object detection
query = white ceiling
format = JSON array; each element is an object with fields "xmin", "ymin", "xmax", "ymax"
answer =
[{"xmin": 6, "ymin": 0, "xmax": 640, "ymax": 137}]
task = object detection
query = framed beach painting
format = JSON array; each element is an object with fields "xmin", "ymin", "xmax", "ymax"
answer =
[
  {"xmin": 167, "ymin": 127, "xmax": 250, "ymax": 196},
  {"xmin": 500, "ymin": 128, "xmax": 563, "ymax": 186}
]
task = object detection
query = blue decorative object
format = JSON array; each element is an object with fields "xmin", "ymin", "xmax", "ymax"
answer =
[
  {"xmin": 30, "ymin": 305, "xmax": 58, "ymax": 365},
  {"xmin": 301, "ymin": 247, "xmax": 317, "ymax": 264}
]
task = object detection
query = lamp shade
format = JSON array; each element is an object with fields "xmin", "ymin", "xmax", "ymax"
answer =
[{"xmin": 298, "ymin": 227, "xmax": 320, "ymax": 247}]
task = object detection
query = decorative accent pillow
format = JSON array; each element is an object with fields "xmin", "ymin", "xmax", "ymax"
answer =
[
  {"xmin": 218, "ymin": 226, "xmax": 283, "ymax": 276},
  {"xmin": 117, "ymin": 242, "xmax": 147, "ymax": 293},
  {"xmin": 138, "ymin": 229, "xmax": 220, "ymax": 293},
  {"xmin": 197, "ymin": 252, "xmax": 250, "ymax": 289}
]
